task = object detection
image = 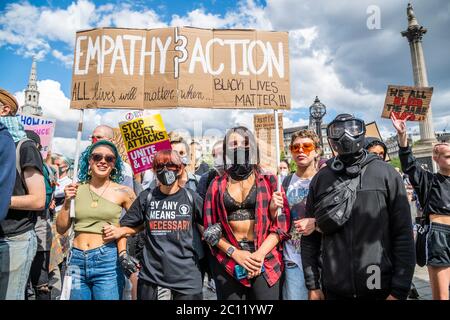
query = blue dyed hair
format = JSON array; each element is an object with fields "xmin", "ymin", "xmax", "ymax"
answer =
[{"xmin": 78, "ymin": 140, "xmax": 124, "ymax": 183}]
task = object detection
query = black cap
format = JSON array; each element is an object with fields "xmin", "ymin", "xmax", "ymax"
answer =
[
  {"xmin": 25, "ymin": 130, "xmax": 41, "ymax": 146},
  {"xmin": 364, "ymin": 137, "xmax": 387, "ymax": 160}
]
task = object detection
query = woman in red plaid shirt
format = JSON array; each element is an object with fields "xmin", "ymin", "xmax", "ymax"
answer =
[{"xmin": 203, "ymin": 126, "xmax": 290, "ymax": 300}]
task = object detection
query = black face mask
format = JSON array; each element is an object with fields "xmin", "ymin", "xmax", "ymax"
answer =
[
  {"xmin": 330, "ymin": 150, "xmax": 368, "ymax": 177},
  {"xmin": 156, "ymin": 168, "xmax": 178, "ymax": 186},
  {"xmin": 329, "ymin": 133, "xmax": 365, "ymax": 156},
  {"xmin": 225, "ymin": 146, "xmax": 254, "ymax": 181}
]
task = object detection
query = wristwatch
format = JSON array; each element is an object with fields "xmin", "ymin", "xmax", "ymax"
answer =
[{"xmin": 226, "ymin": 246, "xmax": 236, "ymax": 257}]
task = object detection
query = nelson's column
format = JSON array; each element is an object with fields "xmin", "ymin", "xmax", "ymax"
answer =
[{"xmin": 401, "ymin": 3, "xmax": 437, "ymax": 171}]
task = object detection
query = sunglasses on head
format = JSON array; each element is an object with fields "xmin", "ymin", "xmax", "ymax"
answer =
[
  {"xmin": 155, "ymin": 162, "xmax": 180, "ymax": 172},
  {"xmin": 289, "ymin": 142, "xmax": 316, "ymax": 154},
  {"xmin": 90, "ymin": 153, "xmax": 116, "ymax": 164}
]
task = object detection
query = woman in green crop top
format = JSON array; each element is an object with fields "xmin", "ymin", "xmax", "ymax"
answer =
[{"xmin": 56, "ymin": 140, "xmax": 136, "ymax": 300}]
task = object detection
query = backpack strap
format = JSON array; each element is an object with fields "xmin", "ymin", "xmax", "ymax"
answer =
[
  {"xmin": 143, "ymin": 188, "xmax": 154, "ymax": 215},
  {"xmin": 183, "ymin": 187, "xmax": 196, "ymax": 220},
  {"xmin": 282, "ymin": 173, "xmax": 294, "ymax": 192},
  {"xmin": 15, "ymin": 138, "xmax": 32, "ymax": 193}
]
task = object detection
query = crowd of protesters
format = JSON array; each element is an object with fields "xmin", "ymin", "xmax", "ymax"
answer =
[{"xmin": 1, "ymin": 87, "xmax": 449, "ymax": 300}]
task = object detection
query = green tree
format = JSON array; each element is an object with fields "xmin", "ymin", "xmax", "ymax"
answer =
[
  {"xmin": 390, "ymin": 157, "xmax": 401, "ymax": 169},
  {"xmin": 290, "ymin": 160, "xmax": 297, "ymax": 173}
]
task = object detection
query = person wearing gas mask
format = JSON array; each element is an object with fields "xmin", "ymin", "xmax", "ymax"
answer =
[
  {"xmin": 107, "ymin": 150, "xmax": 205, "ymax": 300},
  {"xmin": 301, "ymin": 114, "xmax": 415, "ymax": 300},
  {"xmin": 203, "ymin": 126, "xmax": 290, "ymax": 300}
]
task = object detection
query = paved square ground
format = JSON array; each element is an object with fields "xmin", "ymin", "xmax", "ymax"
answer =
[{"xmin": 203, "ymin": 266, "xmax": 434, "ymax": 300}]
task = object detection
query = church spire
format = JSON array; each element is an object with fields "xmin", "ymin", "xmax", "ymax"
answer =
[
  {"xmin": 21, "ymin": 57, "xmax": 43, "ymax": 116},
  {"xmin": 27, "ymin": 57, "xmax": 38, "ymax": 91}
]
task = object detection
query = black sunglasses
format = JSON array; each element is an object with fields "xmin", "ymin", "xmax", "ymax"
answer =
[
  {"xmin": 90, "ymin": 153, "xmax": 116, "ymax": 164},
  {"xmin": 154, "ymin": 162, "xmax": 180, "ymax": 171}
]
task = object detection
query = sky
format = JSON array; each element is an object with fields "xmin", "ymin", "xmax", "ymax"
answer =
[{"xmin": 0, "ymin": 0, "xmax": 449, "ymax": 157}]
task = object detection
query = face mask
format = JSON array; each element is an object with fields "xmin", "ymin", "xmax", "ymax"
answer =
[
  {"xmin": 58, "ymin": 167, "xmax": 67, "ymax": 176},
  {"xmin": 213, "ymin": 156, "xmax": 223, "ymax": 167},
  {"xmin": 156, "ymin": 168, "xmax": 178, "ymax": 186},
  {"xmin": 327, "ymin": 115, "xmax": 365, "ymax": 156},
  {"xmin": 195, "ymin": 150, "xmax": 202, "ymax": 162},
  {"xmin": 329, "ymin": 133, "xmax": 365, "ymax": 155},
  {"xmin": 180, "ymin": 156, "xmax": 189, "ymax": 165},
  {"xmin": 225, "ymin": 146, "xmax": 253, "ymax": 181},
  {"xmin": 280, "ymin": 169, "xmax": 289, "ymax": 177}
]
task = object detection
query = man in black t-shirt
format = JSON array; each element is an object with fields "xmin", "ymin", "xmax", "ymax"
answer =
[{"xmin": 0, "ymin": 89, "xmax": 45, "ymax": 300}]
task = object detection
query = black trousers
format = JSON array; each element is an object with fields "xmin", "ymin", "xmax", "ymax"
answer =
[
  {"xmin": 324, "ymin": 289, "xmax": 390, "ymax": 300},
  {"xmin": 29, "ymin": 251, "xmax": 50, "ymax": 300},
  {"xmin": 210, "ymin": 256, "xmax": 280, "ymax": 300},
  {"xmin": 137, "ymin": 279, "xmax": 203, "ymax": 300}
]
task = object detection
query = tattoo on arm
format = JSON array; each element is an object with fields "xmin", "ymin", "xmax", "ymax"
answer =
[{"xmin": 115, "ymin": 187, "xmax": 136, "ymax": 202}]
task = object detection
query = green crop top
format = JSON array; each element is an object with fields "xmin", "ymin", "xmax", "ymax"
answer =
[{"xmin": 74, "ymin": 183, "xmax": 122, "ymax": 234}]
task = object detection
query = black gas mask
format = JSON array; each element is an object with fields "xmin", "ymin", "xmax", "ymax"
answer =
[{"xmin": 327, "ymin": 114, "xmax": 366, "ymax": 156}]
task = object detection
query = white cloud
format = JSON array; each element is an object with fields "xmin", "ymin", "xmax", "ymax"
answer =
[
  {"xmin": 38, "ymin": 0, "xmax": 97, "ymax": 44},
  {"xmin": 51, "ymin": 50, "xmax": 73, "ymax": 68},
  {"xmin": 170, "ymin": 0, "xmax": 273, "ymax": 30},
  {"xmin": 0, "ymin": 0, "xmax": 166, "ymax": 67},
  {"xmin": 171, "ymin": 9, "xmax": 233, "ymax": 28},
  {"xmin": 98, "ymin": 5, "xmax": 166, "ymax": 29},
  {"xmin": 52, "ymin": 137, "xmax": 90, "ymax": 159}
]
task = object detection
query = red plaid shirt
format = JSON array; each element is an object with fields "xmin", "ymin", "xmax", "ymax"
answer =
[{"xmin": 203, "ymin": 171, "xmax": 290, "ymax": 287}]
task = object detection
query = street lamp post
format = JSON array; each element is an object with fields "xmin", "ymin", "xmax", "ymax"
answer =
[{"xmin": 309, "ymin": 96, "xmax": 327, "ymax": 147}]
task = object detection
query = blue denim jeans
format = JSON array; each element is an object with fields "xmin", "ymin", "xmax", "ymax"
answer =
[
  {"xmin": 282, "ymin": 261, "xmax": 308, "ymax": 300},
  {"xmin": 0, "ymin": 230, "xmax": 37, "ymax": 300},
  {"xmin": 69, "ymin": 242, "xmax": 124, "ymax": 300}
]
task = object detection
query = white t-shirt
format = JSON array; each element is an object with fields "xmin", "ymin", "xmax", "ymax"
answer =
[{"xmin": 283, "ymin": 174, "xmax": 312, "ymax": 267}]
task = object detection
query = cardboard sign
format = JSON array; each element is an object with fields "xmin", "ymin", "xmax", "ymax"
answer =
[
  {"xmin": 253, "ymin": 113, "xmax": 284, "ymax": 174},
  {"xmin": 112, "ymin": 128, "xmax": 130, "ymax": 165},
  {"xmin": 17, "ymin": 114, "xmax": 55, "ymax": 159},
  {"xmin": 119, "ymin": 114, "xmax": 171, "ymax": 174},
  {"xmin": 381, "ymin": 85, "xmax": 433, "ymax": 121},
  {"xmin": 70, "ymin": 27, "xmax": 290, "ymax": 110}
]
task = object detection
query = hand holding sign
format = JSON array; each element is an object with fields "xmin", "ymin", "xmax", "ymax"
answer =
[
  {"xmin": 382, "ymin": 85, "xmax": 433, "ymax": 121},
  {"xmin": 390, "ymin": 112, "xmax": 409, "ymax": 148}
]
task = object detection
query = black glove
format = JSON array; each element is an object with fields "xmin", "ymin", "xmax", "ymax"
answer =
[
  {"xmin": 119, "ymin": 251, "xmax": 140, "ymax": 278},
  {"xmin": 203, "ymin": 223, "xmax": 222, "ymax": 247}
]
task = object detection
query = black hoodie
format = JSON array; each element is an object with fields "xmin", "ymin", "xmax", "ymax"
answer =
[{"xmin": 301, "ymin": 152, "xmax": 415, "ymax": 299}]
